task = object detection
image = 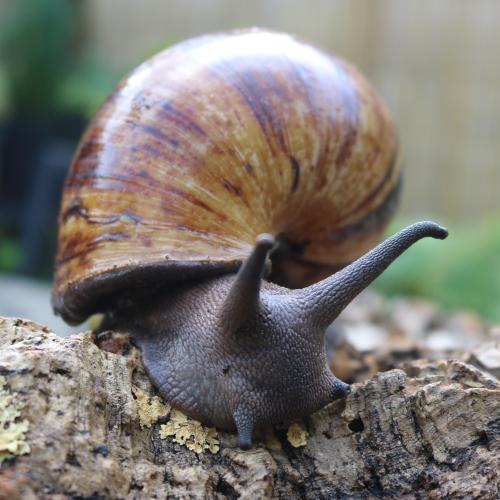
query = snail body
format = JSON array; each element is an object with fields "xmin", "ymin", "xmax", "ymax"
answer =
[{"xmin": 53, "ymin": 30, "xmax": 447, "ymax": 448}]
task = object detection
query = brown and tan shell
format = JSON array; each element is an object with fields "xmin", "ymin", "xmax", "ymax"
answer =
[{"xmin": 53, "ymin": 29, "xmax": 400, "ymax": 324}]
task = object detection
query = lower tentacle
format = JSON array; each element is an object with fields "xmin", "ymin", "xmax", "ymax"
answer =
[{"xmin": 233, "ymin": 407, "xmax": 255, "ymax": 449}]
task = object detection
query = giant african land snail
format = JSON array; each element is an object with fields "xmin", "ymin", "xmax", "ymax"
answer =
[{"xmin": 52, "ymin": 29, "xmax": 447, "ymax": 449}]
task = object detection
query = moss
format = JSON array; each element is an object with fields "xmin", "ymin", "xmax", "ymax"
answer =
[
  {"xmin": 132, "ymin": 386, "xmax": 170, "ymax": 429},
  {"xmin": 0, "ymin": 376, "xmax": 30, "ymax": 464},
  {"xmin": 159, "ymin": 409, "xmax": 219, "ymax": 454}
]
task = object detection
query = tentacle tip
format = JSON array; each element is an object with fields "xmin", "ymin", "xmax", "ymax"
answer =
[
  {"xmin": 256, "ymin": 233, "xmax": 276, "ymax": 250},
  {"xmin": 421, "ymin": 221, "xmax": 449, "ymax": 240},
  {"xmin": 239, "ymin": 436, "xmax": 252, "ymax": 450},
  {"xmin": 332, "ymin": 380, "xmax": 351, "ymax": 400},
  {"xmin": 434, "ymin": 225, "xmax": 448, "ymax": 240},
  {"xmin": 234, "ymin": 410, "xmax": 254, "ymax": 450}
]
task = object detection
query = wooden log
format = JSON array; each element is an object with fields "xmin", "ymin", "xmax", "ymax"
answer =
[{"xmin": 0, "ymin": 316, "xmax": 499, "ymax": 499}]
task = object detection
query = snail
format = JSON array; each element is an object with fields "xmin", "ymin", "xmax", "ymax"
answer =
[{"xmin": 52, "ymin": 29, "xmax": 448, "ymax": 449}]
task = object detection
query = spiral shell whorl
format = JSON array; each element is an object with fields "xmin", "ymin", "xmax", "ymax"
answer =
[{"xmin": 53, "ymin": 29, "xmax": 399, "ymax": 324}]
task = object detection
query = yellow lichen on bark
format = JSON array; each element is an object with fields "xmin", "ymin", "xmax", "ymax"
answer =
[
  {"xmin": 286, "ymin": 422, "xmax": 308, "ymax": 448},
  {"xmin": 159, "ymin": 409, "xmax": 219, "ymax": 454},
  {"xmin": 0, "ymin": 376, "xmax": 30, "ymax": 464},
  {"xmin": 132, "ymin": 385, "xmax": 170, "ymax": 429}
]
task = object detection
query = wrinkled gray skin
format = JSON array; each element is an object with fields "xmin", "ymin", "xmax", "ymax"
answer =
[{"xmin": 122, "ymin": 222, "xmax": 447, "ymax": 449}]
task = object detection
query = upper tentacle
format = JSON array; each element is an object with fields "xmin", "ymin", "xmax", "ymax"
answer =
[
  {"xmin": 218, "ymin": 233, "xmax": 275, "ymax": 333},
  {"xmin": 289, "ymin": 222, "xmax": 448, "ymax": 330}
]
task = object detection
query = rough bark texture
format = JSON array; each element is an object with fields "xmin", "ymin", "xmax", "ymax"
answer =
[{"xmin": 0, "ymin": 313, "xmax": 499, "ymax": 499}]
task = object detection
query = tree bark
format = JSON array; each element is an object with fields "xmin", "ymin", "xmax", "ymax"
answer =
[{"xmin": 0, "ymin": 316, "xmax": 499, "ymax": 499}]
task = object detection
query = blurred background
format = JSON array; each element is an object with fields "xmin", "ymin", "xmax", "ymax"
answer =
[{"xmin": 0, "ymin": 0, "xmax": 499, "ymax": 332}]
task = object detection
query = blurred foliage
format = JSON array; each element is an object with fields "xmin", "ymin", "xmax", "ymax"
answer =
[
  {"xmin": 374, "ymin": 217, "xmax": 500, "ymax": 322},
  {"xmin": 57, "ymin": 60, "xmax": 123, "ymax": 118},
  {"xmin": 0, "ymin": 65, "xmax": 7, "ymax": 116},
  {"xmin": 0, "ymin": 0, "xmax": 82, "ymax": 116},
  {"xmin": 0, "ymin": 235, "xmax": 21, "ymax": 273},
  {"xmin": 0, "ymin": 0, "xmax": 122, "ymax": 119}
]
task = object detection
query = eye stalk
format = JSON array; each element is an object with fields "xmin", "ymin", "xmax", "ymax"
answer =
[
  {"xmin": 293, "ymin": 221, "xmax": 448, "ymax": 329},
  {"xmin": 218, "ymin": 233, "xmax": 276, "ymax": 333}
]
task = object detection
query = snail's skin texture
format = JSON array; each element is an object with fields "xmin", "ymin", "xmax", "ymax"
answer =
[{"xmin": 117, "ymin": 222, "xmax": 448, "ymax": 449}]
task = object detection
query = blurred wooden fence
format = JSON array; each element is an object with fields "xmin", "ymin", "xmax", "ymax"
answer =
[{"xmin": 84, "ymin": 0, "xmax": 500, "ymax": 221}]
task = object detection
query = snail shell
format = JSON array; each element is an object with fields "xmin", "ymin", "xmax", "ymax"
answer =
[{"xmin": 52, "ymin": 29, "xmax": 399, "ymax": 325}]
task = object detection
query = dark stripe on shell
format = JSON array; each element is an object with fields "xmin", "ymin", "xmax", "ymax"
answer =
[
  {"xmin": 340, "ymin": 148, "xmax": 398, "ymax": 223},
  {"xmin": 222, "ymin": 180, "xmax": 242, "ymax": 197},
  {"xmin": 333, "ymin": 69, "xmax": 359, "ymax": 171},
  {"xmin": 289, "ymin": 156, "xmax": 301, "ymax": 193},
  {"xmin": 160, "ymin": 102, "xmax": 206, "ymax": 138},
  {"xmin": 213, "ymin": 62, "xmax": 288, "ymax": 154},
  {"xmin": 77, "ymin": 136, "xmax": 104, "ymax": 163},
  {"xmin": 136, "ymin": 123, "xmax": 179, "ymax": 148},
  {"xmin": 57, "ymin": 232, "xmax": 131, "ymax": 265},
  {"xmin": 61, "ymin": 198, "xmax": 88, "ymax": 223},
  {"xmin": 328, "ymin": 175, "xmax": 401, "ymax": 243}
]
